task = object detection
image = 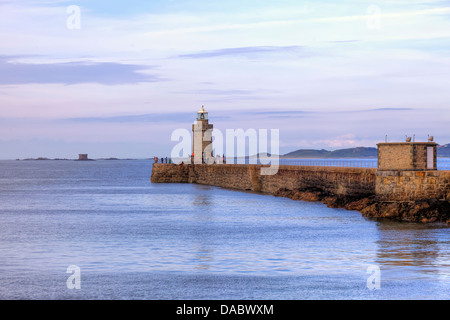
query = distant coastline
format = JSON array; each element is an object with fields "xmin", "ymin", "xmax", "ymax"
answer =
[
  {"xmin": 282, "ymin": 144, "xmax": 450, "ymax": 159},
  {"xmin": 7, "ymin": 144, "xmax": 450, "ymax": 161},
  {"xmin": 14, "ymin": 157, "xmax": 138, "ymax": 161},
  {"xmin": 248, "ymin": 145, "xmax": 450, "ymax": 159}
]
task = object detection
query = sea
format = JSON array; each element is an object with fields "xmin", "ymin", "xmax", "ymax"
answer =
[{"xmin": 0, "ymin": 159, "xmax": 449, "ymax": 300}]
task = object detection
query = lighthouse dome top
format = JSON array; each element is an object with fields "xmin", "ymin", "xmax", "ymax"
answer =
[
  {"xmin": 196, "ymin": 105, "xmax": 208, "ymax": 120},
  {"xmin": 197, "ymin": 105, "xmax": 207, "ymax": 114}
]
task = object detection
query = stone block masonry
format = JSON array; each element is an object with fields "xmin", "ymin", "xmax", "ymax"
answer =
[
  {"xmin": 151, "ymin": 163, "xmax": 450, "ymax": 223},
  {"xmin": 376, "ymin": 170, "xmax": 450, "ymax": 202},
  {"xmin": 151, "ymin": 163, "xmax": 376, "ymax": 197},
  {"xmin": 377, "ymin": 142, "xmax": 437, "ymax": 171},
  {"xmin": 150, "ymin": 163, "xmax": 191, "ymax": 184}
]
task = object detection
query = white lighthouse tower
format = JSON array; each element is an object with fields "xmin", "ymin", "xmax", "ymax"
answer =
[{"xmin": 192, "ymin": 106, "xmax": 213, "ymax": 164}]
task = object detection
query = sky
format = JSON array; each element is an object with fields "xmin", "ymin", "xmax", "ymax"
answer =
[{"xmin": 0, "ymin": 0, "xmax": 450, "ymax": 159}]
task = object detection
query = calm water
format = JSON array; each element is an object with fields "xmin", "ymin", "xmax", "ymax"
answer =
[{"xmin": 0, "ymin": 160, "xmax": 449, "ymax": 300}]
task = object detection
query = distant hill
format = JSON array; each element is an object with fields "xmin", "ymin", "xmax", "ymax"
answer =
[
  {"xmin": 282, "ymin": 144, "xmax": 450, "ymax": 159},
  {"xmin": 282, "ymin": 149, "xmax": 330, "ymax": 158},
  {"xmin": 437, "ymin": 144, "xmax": 450, "ymax": 158},
  {"xmin": 282, "ymin": 147, "xmax": 377, "ymax": 159}
]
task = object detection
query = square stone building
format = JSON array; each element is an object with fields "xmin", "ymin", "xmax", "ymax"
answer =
[
  {"xmin": 78, "ymin": 154, "xmax": 89, "ymax": 161},
  {"xmin": 377, "ymin": 142, "xmax": 437, "ymax": 171}
]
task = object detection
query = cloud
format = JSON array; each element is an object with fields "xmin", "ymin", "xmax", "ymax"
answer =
[
  {"xmin": 242, "ymin": 110, "xmax": 310, "ymax": 119},
  {"xmin": 0, "ymin": 56, "xmax": 163, "ymax": 85},
  {"xmin": 312, "ymin": 134, "xmax": 359, "ymax": 148},
  {"xmin": 48, "ymin": 109, "xmax": 310, "ymax": 124},
  {"xmin": 367, "ymin": 107, "xmax": 415, "ymax": 111},
  {"xmin": 249, "ymin": 110, "xmax": 309, "ymax": 115},
  {"xmin": 62, "ymin": 112, "xmax": 195, "ymax": 124},
  {"xmin": 177, "ymin": 46, "xmax": 310, "ymax": 59},
  {"xmin": 178, "ymin": 89, "xmax": 256, "ymax": 95},
  {"xmin": 327, "ymin": 40, "xmax": 361, "ymax": 43}
]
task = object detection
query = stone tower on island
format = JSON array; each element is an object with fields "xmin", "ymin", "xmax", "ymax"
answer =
[
  {"xmin": 78, "ymin": 154, "xmax": 89, "ymax": 161},
  {"xmin": 192, "ymin": 106, "xmax": 213, "ymax": 164}
]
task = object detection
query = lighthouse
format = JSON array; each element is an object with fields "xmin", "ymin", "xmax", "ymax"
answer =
[{"xmin": 192, "ymin": 106, "xmax": 213, "ymax": 164}]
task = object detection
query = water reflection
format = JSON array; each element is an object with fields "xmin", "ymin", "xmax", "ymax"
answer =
[
  {"xmin": 194, "ymin": 247, "xmax": 214, "ymax": 271},
  {"xmin": 192, "ymin": 188, "xmax": 215, "ymax": 270},
  {"xmin": 374, "ymin": 221, "xmax": 450, "ymax": 276},
  {"xmin": 193, "ymin": 185, "xmax": 213, "ymax": 207},
  {"xmin": 193, "ymin": 195, "xmax": 212, "ymax": 207}
]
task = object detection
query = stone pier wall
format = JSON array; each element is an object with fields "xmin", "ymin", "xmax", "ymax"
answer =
[
  {"xmin": 150, "ymin": 163, "xmax": 190, "ymax": 183},
  {"xmin": 151, "ymin": 163, "xmax": 376, "ymax": 198},
  {"xmin": 376, "ymin": 170, "xmax": 450, "ymax": 201}
]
